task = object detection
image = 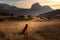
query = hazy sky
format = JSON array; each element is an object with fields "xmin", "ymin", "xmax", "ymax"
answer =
[{"xmin": 0, "ymin": 0, "xmax": 60, "ymax": 9}]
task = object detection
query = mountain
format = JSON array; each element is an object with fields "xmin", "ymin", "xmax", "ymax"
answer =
[
  {"xmin": 31, "ymin": 2, "xmax": 42, "ymax": 10},
  {"xmin": 38, "ymin": 9, "xmax": 60, "ymax": 19},
  {"xmin": 0, "ymin": 4, "xmax": 10, "ymax": 13},
  {"xmin": 0, "ymin": 3, "xmax": 53, "ymax": 16},
  {"xmin": 30, "ymin": 6, "xmax": 53, "ymax": 16},
  {"xmin": 0, "ymin": 3, "xmax": 31, "ymax": 16},
  {"xmin": 29, "ymin": 2, "xmax": 53, "ymax": 16}
]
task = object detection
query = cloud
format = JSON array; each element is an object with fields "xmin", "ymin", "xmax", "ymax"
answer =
[
  {"xmin": 0, "ymin": 0, "xmax": 24, "ymax": 5},
  {"xmin": 0, "ymin": 0, "xmax": 24, "ymax": 1},
  {"xmin": 0, "ymin": 0, "xmax": 26, "ymax": 3},
  {"xmin": 12, "ymin": 0, "xmax": 39, "ymax": 8},
  {"xmin": 51, "ymin": 0, "xmax": 60, "ymax": 2}
]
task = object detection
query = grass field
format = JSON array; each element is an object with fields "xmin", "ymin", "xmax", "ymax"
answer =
[{"xmin": 0, "ymin": 19, "xmax": 60, "ymax": 40}]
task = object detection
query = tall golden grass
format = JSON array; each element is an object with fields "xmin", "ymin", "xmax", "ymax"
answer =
[{"xmin": 0, "ymin": 20, "xmax": 60, "ymax": 40}]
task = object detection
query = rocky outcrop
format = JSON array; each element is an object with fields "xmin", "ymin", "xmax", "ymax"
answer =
[{"xmin": 31, "ymin": 2, "xmax": 42, "ymax": 10}]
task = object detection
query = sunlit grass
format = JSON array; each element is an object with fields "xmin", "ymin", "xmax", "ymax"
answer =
[{"xmin": 0, "ymin": 20, "xmax": 60, "ymax": 40}]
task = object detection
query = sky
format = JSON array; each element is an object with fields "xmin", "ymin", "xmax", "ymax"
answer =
[{"xmin": 0, "ymin": 0, "xmax": 60, "ymax": 9}]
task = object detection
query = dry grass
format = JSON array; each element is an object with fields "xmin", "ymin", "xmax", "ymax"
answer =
[{"xmin": 0, "ymin": 20, "xmax": 60, "ymax": 40}]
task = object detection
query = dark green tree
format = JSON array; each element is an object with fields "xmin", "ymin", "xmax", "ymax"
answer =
[
  {"xmin": 27, "ymin": 15, "xmax": 33, "ymax": 19},
  {"xmin": 18, "ymin": 15, "xmax": 25, "ymax": 20},
  {"xmin": 11, "ymin": 13, "xmax": 13, "ymax": 17}
]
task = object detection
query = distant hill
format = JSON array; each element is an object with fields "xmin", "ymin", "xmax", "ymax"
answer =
[
  {"xmin": 38, "ymin": 9, "xmax": 60, "ymax": 19},
  {"xmin": 0, "ymin": 3, "xmax": 53, "ymax": 16}
]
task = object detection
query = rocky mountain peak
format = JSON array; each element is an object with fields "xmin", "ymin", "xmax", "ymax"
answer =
[{"xmin": 31, "ymin": 2, "xmax": 42, "ymax": 10}]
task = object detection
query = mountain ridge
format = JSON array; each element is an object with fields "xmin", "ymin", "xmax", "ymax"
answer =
[
  {"xmin": 39, "ymin": 9, "xmax": 60, "ymax": 19},
  {"xmin": 0, "ymin": 2, "xmax": 53, "ymax": 16}
]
